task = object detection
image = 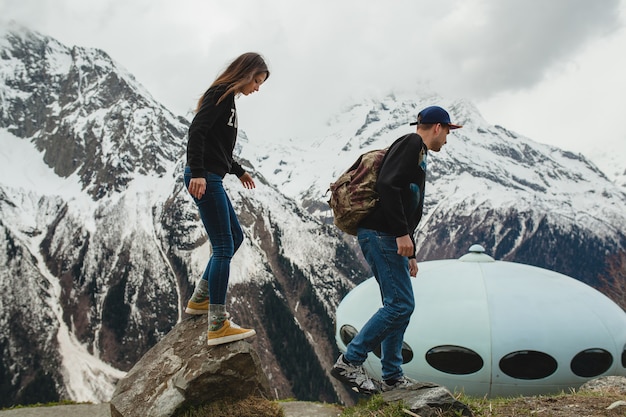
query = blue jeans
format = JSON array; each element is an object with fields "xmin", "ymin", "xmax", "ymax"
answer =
[
  {"xmin": 184, "ymin": 167, "xmax": 243, "ymax": 305},
  {"xmin": 344, "ymin": 228, "xmax": 415, "ymax": 381}
]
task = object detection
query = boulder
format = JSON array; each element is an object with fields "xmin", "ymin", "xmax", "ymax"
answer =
[
  {"xmin": 579, "ymin": 375, "xmax": 626, "ymax": 394},
  {"xmin": 109, "ymin": 316, "xmax": 271, "ymax": 417},
  {"xmin": 381, "ymin": 382, "xmax": 473, "ymax": 417}
]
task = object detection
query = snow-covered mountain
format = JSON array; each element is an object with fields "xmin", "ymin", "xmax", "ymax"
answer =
[
  {"xmin": 1, "ymin": 23, "xmax": 626, "ymax": 408},
  {"xmin": 589, "ymin": 147, "xmax": 626, "ymax": 190},
  {"xmin": 0, "ymin": 24, "xmax": 361, "ymax": 407},
  {"xmin": 241, "ymin": 94, "xmax": 626, "ymax": 286}
]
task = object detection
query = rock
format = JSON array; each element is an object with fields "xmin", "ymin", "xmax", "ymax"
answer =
[
  {"xmin": 109, "ymin": 316, "xmax": 271, "ymax": 417},
  {"xmin": 607, "ymin": 400, "xmax": 626, "ymax": 410},
  {"xmin": 579, "ymin": 375, "xmax": 626, "ymax": 395},
  {"xmin": 381, "ymin": 382, "xmax": 473, "ymax": 417},
  {"xmin": 281, "ymin": 401, "xmax": 342, "ymax": 417}
]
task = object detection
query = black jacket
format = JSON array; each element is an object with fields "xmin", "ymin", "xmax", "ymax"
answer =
[
  {"xmin": 186, "ymin": 84, "xmax": 245, "ymax": 178},
  {"xmin": 359, "ymin": 133, "xmax": 427, "ymax": 242}
]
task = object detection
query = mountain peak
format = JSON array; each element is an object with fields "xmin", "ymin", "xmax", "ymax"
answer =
[{"xmin": 0, "ymin": 26, "xmax": 187, "ymax": 199}]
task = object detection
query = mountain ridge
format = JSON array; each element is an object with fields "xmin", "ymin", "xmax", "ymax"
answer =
[
  {"xmin": 0, "ymin": 22, "xmax": 187, "ymax": 199},
  {"xmin": 1, "ymin": 23, "xmax": 625, "ymax": 408},
  {"xmin": 1, "ymin": 23, "xmax": 367, "ymax": 406},
  {"xmin": 240, "ymin": 93, "xmax": 626, "ymax": 284}
]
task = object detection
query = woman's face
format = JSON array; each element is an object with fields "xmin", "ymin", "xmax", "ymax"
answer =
[{"xmin": 240, "ymin": 72, "xmax": 268, "ymax": 95}]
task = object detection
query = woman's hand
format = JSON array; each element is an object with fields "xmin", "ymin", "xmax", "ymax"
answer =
[
  {"xmin": 188, "ymin": 177, "xmax": 206, "ymax": 199},
  {"xmin": 239, "ymin": 172, "xmax": 256, "ymax": 189}
]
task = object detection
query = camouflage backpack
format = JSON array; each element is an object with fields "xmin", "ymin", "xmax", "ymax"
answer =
[{"xmin": 328, "ymin": 148, "xmax": 388, "ymax": 235}]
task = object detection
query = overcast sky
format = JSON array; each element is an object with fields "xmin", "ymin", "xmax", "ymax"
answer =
[{"xmin": 2, "ymin": 0, "xmax": 626, "ymax": 166}]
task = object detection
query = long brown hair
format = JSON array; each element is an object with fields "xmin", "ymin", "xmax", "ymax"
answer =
[{"xmin": 196, "ymin": 52, "xmax": 270, "ymax": 112}]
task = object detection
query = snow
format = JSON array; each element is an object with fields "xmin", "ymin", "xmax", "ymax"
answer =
[
  {"xmin": 0, "ymin": 129, "xmax": 82, "ymax": 196},
  {"xmin": 250, "ymin": 92, "xmax": 624, "ymax": 202},
  {"xmin": 56, "ymin": 318, "xmax": 126, "ymax": 401},
  {"xmin": 44, "ymin": 38, "xmax": 73, "ymax": 76},
  {"xmin": 3, "ymin": 84, "xmax": 625, "ymax": 401},
  {"xmin": 0, "ymin": 128, "xmax": 104, "ymax": 231},
  {"xmin": 589, "ymin": 145, "xmax": 626, "ymax": 187},
  {"xmin": 0, "ymin": 172, "xmax": 126, "ymax": 402},
  {"xmin": 1, "ymin": 25, "xmax": 626, "ymax": 406},
  {"xmin": 238, "ymin": 92, "xmax": 626, "ymax": 250}
]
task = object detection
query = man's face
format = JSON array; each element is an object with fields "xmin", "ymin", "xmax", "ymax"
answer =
[{"xmin": 429, "ymin": 124, "xmax": 450, "ymax": 152}]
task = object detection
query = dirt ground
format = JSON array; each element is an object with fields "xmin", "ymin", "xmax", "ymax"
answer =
[
  {"xmin": 1, "ymin": 395, "xmax": 626, "ymax": 417},
  {"xmin": 469, "ymin": 392, "xmax": 626, "ymax": 417},
  {"xmin": 0, "ymin": 401, "xmax": 343, "ymax": 417}
]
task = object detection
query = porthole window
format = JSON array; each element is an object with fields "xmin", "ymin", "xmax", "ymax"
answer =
[
  {"xmin": 339, "ymin": 325, "xmax": 358, "ymax": 346},
  {"xmin": 373, "ymin": 342, "xmax": 414, "ymax": 364},
  {"xmin": 426, "ymin": 345, "xmax": 484, "ymax": 375},
  {"xmin": 571, "ymin": 349, "xmax": 613, "ymax": 377},
  {"xmin": 340, "ymin": 325, "xmax": 413, "ymax": 363},
  {"xmin": 499, "ymin": 350, "xmax": 557, "ymax": 380}
]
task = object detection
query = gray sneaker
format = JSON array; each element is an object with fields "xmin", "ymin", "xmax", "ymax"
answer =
[
  {"xmin": 381, "ymin": 375, "xmax": 418, "ymax": 392},
  {"xmin": 331, "ymin": 354, "xmax": 379, "ymax": 394}
]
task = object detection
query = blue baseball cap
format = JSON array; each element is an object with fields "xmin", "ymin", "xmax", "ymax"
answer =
[{"xmin": 410, "ymin": 106, "xmax": 462, "ymax": 129}]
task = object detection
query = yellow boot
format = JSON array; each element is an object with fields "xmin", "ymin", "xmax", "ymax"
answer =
[
  {"xmin": 185, "ymin": 298, "xmax": 209, "ymax": 315},
  {"xmin": 207, "ymin": 320, "xmax": 255, "ymax": 346}
]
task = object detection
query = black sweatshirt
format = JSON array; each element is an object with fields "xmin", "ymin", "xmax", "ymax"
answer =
[
  {"xmin": 359, "ymin": 133, "xmax": 428, "ymax": 242},
  {"xmin": 186, "ymin": 84, "xmax": 245, "ymax": 178}
]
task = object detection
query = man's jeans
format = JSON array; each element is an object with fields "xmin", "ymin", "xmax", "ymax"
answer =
[
  {"xmin": 184, "ymin": 167, "xmax": 243, "ymax": 305},
  {"xmin": 344, "ymin": 228, "xmax": 415, "ymax": 381}
]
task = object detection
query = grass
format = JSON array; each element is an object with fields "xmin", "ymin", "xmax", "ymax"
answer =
[
  {"xmin": 1, "ymin": 400, "xmax": 80, "ymax": 410},
  {"xmin": 339, "ymin": 395, "xmax": 409, "ymax": 416},
  {"xmin": 175, "ymin": 396, "xmax": 284, "ymax": 417},
  {"xmin": 4, "ymin": 389, "xmax": 625, "ymax": 417},
  {"xmin": 336, "ymin": 389, "xmax": 626, "ymax": 417}
]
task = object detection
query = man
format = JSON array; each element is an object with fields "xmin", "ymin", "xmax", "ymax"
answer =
[{"xmin": 331, "ymin": 106, "xmax": 462, "ymax": 393}]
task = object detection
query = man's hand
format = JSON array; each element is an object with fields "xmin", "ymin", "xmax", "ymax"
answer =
[
  {"xmin": 409, "ymin": 258, "xmax": 418, "ymax": 277},
  {"xmin": 396, "ymin": 234, "xmax": 414, "ymax": 257}
]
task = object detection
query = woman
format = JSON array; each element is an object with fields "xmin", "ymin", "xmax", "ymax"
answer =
[{"xmin": 184, "ymin": 52, "xmax": 269, "ymax": 346}]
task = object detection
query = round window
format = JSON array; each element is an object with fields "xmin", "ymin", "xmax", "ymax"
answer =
[
  {"xmin": 499, "ymin": 350, "xmax": 557, "ymax": 380},
  {"xmin": 571, "ymin": 349, "xmax": 612, "ymax": 378},
  {"xmin": 426, "ymin": 345, "xmax": 484, "ymax": 375}
]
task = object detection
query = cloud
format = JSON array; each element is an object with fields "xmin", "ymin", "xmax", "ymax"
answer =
[
  {"xmin": 478, "ymin": 17, "xmax": 626, "ymax": 151},
  {"xmin": 1, "ymin": 0, "xmax": 625, "ymax": 147},
  {"xmin": 433, "ymin": 0, "xmax": 622, "ymax": 97},
  {"xmin": 181, "ymin": 0, "xmax": 623, "ymax": 138}
]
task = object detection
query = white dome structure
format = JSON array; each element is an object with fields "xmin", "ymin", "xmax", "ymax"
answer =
[{"xmin": 334, "ymin": 245, "xmax": 626, "ymax": 397}]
